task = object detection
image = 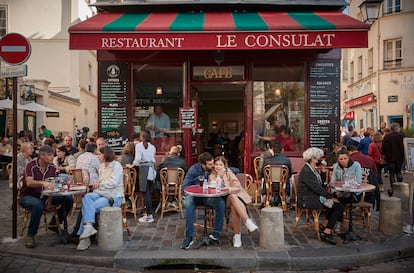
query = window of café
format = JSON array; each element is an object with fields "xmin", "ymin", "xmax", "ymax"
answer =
[
  {"xmin": 252, "ymin": 65, "xmax": 305, "ymax": 153},
  {"xmin": 132, "ymin": 64, "xmax": 184, "ymax": 154}
]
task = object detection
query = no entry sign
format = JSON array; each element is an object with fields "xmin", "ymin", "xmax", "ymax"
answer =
[{"xmin": 0, "ymin": 33, "xmax": 31, "ymax": 65}]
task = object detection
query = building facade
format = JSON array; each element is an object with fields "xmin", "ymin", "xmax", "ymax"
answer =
[
  {"xmin": 0, "ymin": 0, "xmax": 98, "ymax": 139},
  {"xmin": 341, "ymin": 0, "xmax": 414, "ymax": 132}
]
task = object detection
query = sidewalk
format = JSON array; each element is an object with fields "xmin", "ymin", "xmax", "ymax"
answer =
[{"xmin": 1, "ymin": 173, "xmax": 414, "ymax": 272}]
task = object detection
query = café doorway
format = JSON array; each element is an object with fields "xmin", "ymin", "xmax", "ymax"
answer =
[{"xmin": 191, "ymin": 83, "xmax": 246, "ymax": 170}]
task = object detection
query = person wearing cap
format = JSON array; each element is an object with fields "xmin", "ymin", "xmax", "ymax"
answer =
[{"xmin": 19, "ymin": 145, "xmax": 74, "ymax": 248}]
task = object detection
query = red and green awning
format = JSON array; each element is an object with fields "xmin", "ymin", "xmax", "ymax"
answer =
[{"xmin": 69, "ymin": 11, "xmax": 369, "ymax": 50}]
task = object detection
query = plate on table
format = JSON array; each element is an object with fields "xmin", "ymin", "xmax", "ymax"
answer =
[
  {"xmin": 43, "ymin": 189, "xmax": 59, "ymax": 194},
  {"xmin": 70, "ymin": 185, "xmax": 86, "ymax": 191}
]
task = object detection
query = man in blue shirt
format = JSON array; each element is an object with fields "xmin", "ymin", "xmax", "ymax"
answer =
[
  {"xmin": 181, "ymin": 152, "xmax": 225, "ymax": 250},
  {"xmin": 146, "ymin": 105, "xmax": 170, "ymax": 138}
]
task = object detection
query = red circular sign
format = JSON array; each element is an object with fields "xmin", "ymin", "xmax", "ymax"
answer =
[{"xmin": 0, "ymin": 33, "xmax": 31, "ymax": 65}]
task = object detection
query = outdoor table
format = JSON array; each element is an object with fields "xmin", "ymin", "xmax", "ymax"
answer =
[
  {"xmin": 184, "ymin": 185, "xmax": 229, "ymax": 249},
  {"xmin": 330, "ymin": 181, "xmax": 375, "ymax": 243},
  {"xmin": 42, "ymin": 185, "xmax": 86, "ymax": 244}
]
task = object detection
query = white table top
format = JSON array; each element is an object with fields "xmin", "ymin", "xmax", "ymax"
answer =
[
  {"xmin": 330, "ymin": 181, "xmax": 375, "ymax": 193},
  {"xmin": 184, "ymin": 185, "xmax": 229, "ymax": 198}
]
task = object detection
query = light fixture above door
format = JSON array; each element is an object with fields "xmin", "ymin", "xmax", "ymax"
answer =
[{"xmin": 155, "ymin": 86, "xmax": 163, "ymax": 95}]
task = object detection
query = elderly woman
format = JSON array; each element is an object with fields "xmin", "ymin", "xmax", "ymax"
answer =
[
  {"xmin": 9, "ymin": 142, "xmax": 34, "ymax": 189},
  {"xmin": 298, "ymin": 147, "xmax": 344, "ymax": 245},
  {"xmin": 209, "ymin": 156, "xmax": 258, "ymax": 248},
  {"xmin": 53, "ymin": 145, "xmax": 76, "ymax": 175},
  {"xmin": 76, "ymin": 146, "xmax": 124, "ymax": 251}
]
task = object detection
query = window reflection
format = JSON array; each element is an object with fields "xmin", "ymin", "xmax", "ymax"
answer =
[{"xmin": 253, "ymin": 66, "xmax": 305, "ymax": 153}]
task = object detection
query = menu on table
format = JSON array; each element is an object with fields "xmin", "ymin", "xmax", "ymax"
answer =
[
  {"xmin": 308, "ymin": 60, "xmax": 340, "ymax": 152},
  {"xmin": 99, "ymin": 62, "xmax": 129, "ymax": 154}
]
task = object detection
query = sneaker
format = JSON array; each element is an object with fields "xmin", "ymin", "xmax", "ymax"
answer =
[
  {"xmin": 208, "ymin": 234, "xmax": 220, "ymax": 245},
  {"xmin": 245, "ymin": 219, "xmax": 258, "ymax": 232},
  {"xmin": 139, "ymin": 214, "xmax": 154, "ymax": 223},
  {"xmin": 79, "ymin": 225, "xmax": 97, "ymax": 239},
  {"xmin": 25, "ymin": 235, "xmax": 35, "ymax": 248},
  {"xmin": 320, "ymin": 232, "xmax": 337, "ymax": 245},
  {"xmin": 180, "ymin": 237, "xmax": 193, "ymax": 250},
  {"xmin": 403, "ymin": 225, "xmax": 413, "ymax": 235},
  {"xmin": 76, "ymin": 237, "xmax": 91, "ymax": 251},
  {"xmin": 233, "ymin": 234, "xmax": 242, "ymax": 248},
  {"xmin": 384, "ymin": 173, "xmax": 388, "ymax": 177}
]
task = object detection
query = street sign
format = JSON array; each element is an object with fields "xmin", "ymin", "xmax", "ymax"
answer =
[
  {"xmin": 0, "ymin": 33, "xmax": 31, "ymax": 65},
  {"xmin": 0, "ymin": 64, "xmax": 27, "ymax": 77}
]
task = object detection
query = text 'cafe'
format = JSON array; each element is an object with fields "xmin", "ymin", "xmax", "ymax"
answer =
[{"xmin": 69, "ymin": 0, "xmax": 369, "ymax": 174}]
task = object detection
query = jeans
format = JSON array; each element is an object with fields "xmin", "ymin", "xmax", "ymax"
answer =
[
  {"xmin": 20, "ymin": 195, "xmax": 73, "ymax": 236},
  {"xmin": 77, "ymin": 192, "xmax": 122, "ymax": 236},
  {"xmin": 184, "ymin": 195, "xmax": 225, "ymax": 238}
]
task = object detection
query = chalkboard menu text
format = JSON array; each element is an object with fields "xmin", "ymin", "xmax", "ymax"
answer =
[
  {"xmin": 308, "ymin": 60, "xmax": 340, "ymax": 152},
  {"xmin": 179, "ymin": 107, "xmax": 197, "ymax": 129}
]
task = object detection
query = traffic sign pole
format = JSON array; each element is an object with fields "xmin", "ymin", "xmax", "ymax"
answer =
[{"xmin": 0, "ymin": 33, "xmax": 31, "ymax": 239}]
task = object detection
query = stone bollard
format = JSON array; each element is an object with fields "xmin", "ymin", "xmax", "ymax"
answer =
[
  {"xmin": 379, "ymin": 195, "xmax": 402, "ymax": 235},
  {"xmin": 260, "ymin": 207, "xmax": 284, "ymax": 250},
  {"xmin": 98, "ymin": 207, "xmax": 123, "ymax": 250},
  {"xmin": 393, "ymin": 182, "xmax": 410, "ymax": 211}
]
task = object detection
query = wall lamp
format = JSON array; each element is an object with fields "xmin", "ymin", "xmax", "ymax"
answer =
[
  {"xmin": 359, "ymin": 0, "xmax": 383, "ymax": 25},
  {"xmin": 155, "ymin": 86, "xmax": 163, "ymax": 95}
]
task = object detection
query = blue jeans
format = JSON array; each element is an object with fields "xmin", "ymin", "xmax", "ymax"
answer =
[
  {"xmin": 20, "ymin": 195, "xmax": 73, "ymax": 236},
  {"xmin": 77, "ymin": 192, "xmax": 122, "ymax": 236},
  {"xmin": 184, "ymin": 195, "xmax": 225, "ymax": 238}
]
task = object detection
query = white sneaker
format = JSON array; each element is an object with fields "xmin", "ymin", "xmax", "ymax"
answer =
[
  {"xmin": 139, "ymin": 214, "xmax": 154, "ymax": 223},
  {"xmin": 79, "ymin": 225, "xmax": 97, "ymax": 239},
  {"xmin": 76, "ymin": 237, "xmax": 91, "ymax": 251},
  {"xmin": 403, "ymin": 225, "xmax": 413, "ymax": 235},
  {"xmin": 233, "ymin": 234, "xmax": 242, "ymax": 248},
  {"xmin": 245, "ymin": 219, "xmax": 258, "ymax": 232}
]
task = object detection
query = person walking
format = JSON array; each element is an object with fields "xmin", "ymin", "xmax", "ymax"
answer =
[{"xmin": 382, "ymin": 122, "xmax": 405, "ymax": 190}]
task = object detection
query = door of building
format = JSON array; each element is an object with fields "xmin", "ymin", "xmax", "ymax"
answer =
[{"xmin": 190, "ymin": 83, "xmax": 246, "ymax": 170}]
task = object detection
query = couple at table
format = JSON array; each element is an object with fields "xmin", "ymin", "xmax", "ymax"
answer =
[{"xmin": 181, "ymin": 152, "xmax": 258, "ymax": 250}]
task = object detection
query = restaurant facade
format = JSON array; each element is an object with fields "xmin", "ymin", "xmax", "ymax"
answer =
[{"xmin": 69, "ymin": 0, "xmax": 369, "ymax": 174}]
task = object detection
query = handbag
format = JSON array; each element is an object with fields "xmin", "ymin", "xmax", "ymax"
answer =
[{"xmin": 375, "ymin": 143, "xmax": 385, "ymax": 164}]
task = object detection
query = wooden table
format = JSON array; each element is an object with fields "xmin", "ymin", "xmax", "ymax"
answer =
[
  {"xmin": 330, "ymin": 181, "xmax": 375, "ymax": 243},
  {"xmin": 184, "ymin": 185, "xmax": 229, "ymax": 248}
]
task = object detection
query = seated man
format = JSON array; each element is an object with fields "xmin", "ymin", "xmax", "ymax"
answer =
[
  {"xmin": 19, "ymin": 145, "xmax": 74, "ymax": 248},
  {"xmin": 181, "ymin": 152, "xmax": 225, "ymax": 250}
]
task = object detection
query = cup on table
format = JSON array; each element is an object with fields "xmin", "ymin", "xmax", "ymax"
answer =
[{"xmin": 198, "ymin": 175, "xmax": 204, "ymax": 186}]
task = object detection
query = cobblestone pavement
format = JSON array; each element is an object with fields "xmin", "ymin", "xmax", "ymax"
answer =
[{"xmin": 0, "ymin": 172, "xmax": 413, "ymax": 272}]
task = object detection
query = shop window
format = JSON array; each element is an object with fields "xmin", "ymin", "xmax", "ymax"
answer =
[
  {"xmin": 350, "ymin": 61, "xmax": 354, "ymax": 84},
  {"xmin": 384, "ymin": 0, "xmax": 401, "ymax": 15},
  {"xmin": 384, "ymin": 39, "xmax": 402, "ymax": 69},
  {"xmin": 133, "ymin": 64, "xmax": 184, "ymax": 154},
  {"xmin": 368, "ymin": 48, "xmax": 373, "ymax": 74},
  {"xmin": 0, "ymin": 6, "xmax": 7, "ymax": 36},
  {"xmin": 252, "ymin": 66, "xmax": 305, "ymax": 153}
]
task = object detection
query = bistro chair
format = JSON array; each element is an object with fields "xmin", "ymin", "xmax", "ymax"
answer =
[
  {"xmin": 121, "ymin": 172, "xmax": 132, "ymax": 237},
  {"xmin": 159, "ymin": 167, "xmax": 185, "ymax": 219},
  {"xmin": 263, "ymin": 164, "xmax": 289, "ymax": 213},
  {"xmin": 291, "ymin": 174, "xmax": 322, "ymax": 240},
  {"xmin": 69, "ymin": 168, "xmax": 90, "ymax": 218},
  {"xmin": 20, "ymin": 204, "xmax": 61, "ymax": 237},
  {"xmin": 252, "ymin": 156, "xmax": 263, "ymax": 205},
  {"xmin": 123, "ymin": 167, "xmax": 139, "ymax": 220}
]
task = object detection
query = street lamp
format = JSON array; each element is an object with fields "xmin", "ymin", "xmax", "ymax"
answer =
[{"xmin": 359, "ymin": 0, "xmax": 383, "ymax": 25}]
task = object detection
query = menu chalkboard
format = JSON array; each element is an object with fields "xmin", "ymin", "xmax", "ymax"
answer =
[
  {"xmin": 99, "ymin": 62, "xmax": 129, "ymax": 154},
  {"xmin": 308, "ymin": 60, "xmax": 340, "ymax": 152},
  {"xmin": 179, "ymin": 107, "xmax": 197, "ymax": 129}
]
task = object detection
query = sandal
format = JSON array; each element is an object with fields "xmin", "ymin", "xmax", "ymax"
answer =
[{"xmin": 320, "ymin": 231, "xmax": 337, "ymax": 245}]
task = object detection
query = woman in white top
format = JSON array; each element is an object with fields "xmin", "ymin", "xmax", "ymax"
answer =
[
  {"xmin": 127, "ymin": 130, "xmax": 156, "ymax": 223},
  {"xmin": 76, "ymin": 146, "xmax": 124, "ymax": 251}
]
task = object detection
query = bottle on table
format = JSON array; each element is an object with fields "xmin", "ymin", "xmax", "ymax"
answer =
[
  {"xmin": 202, "ymin": 177, "xmax": 208, "ymax": 193},
  {"xmin": 216, "ymin": 175, "xmax": 222, "ymax": 193}
]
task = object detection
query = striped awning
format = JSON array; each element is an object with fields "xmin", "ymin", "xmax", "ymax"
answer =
[{"xmin": 69, "ymin": 11, "xmax": 369, "ymax": 50}]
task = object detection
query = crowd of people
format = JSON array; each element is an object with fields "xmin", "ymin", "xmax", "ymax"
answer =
[{"xmin": 5, "ymin": 120, "xmax": 408, "ymax": 251}]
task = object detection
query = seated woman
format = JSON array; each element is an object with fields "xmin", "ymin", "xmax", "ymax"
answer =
[
  {"xmin": 209, "ymin": 156, "xmax": 258, "ymax": 248},
  {"xmin": 298, "ymin": 147, "xmax": 344, "ymax": 245},
  {"xmin": 76, "ymin": 146, "xmax": 124, "ymax": 251},
  {"xmin": 9, "ymin": 142, "xmax": 34, "ymax": 189},
  {"xmin": 330, "ymin": 148, "xmax": 363, "ymax": 204},
  {"xmin": 53, "ymin": 145, "xmax": 76, "ymax": 175}
]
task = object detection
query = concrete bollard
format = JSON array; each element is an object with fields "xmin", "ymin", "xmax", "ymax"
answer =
[
  {"xmin": 379, "ymin": 195, "xmax": 402, "ymax": 235},
  {"xmin": 260, "ymin": 207, "xmax": 284, "ymax": 250},
  {"xmin": 98, "ymin": 207, "xmax": 123, "ymax": 250},
  {"xmin": 393, "ymin": 182, "xmax": 409, "ymax": 211}
]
